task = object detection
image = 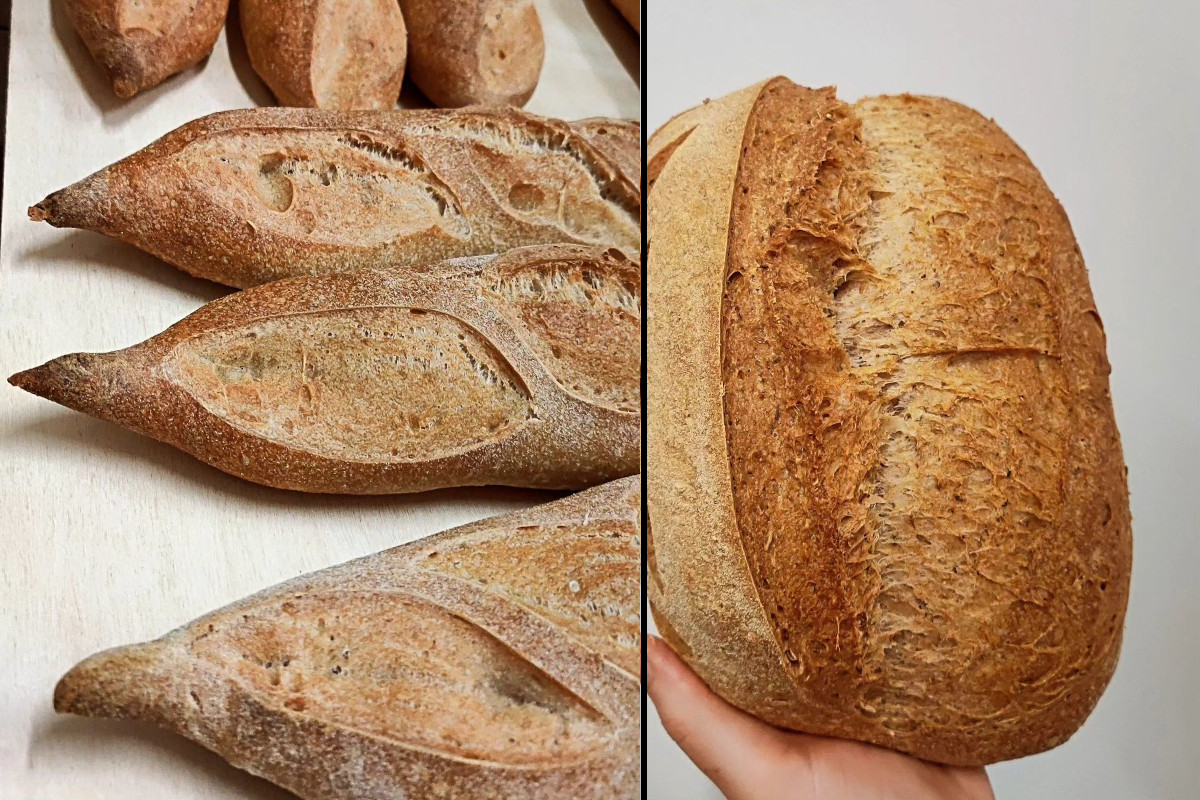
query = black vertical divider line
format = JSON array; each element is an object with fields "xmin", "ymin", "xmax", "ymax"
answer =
[{"xmin": 639, "ymin": 0, "xmax": 648, "ymax": 797}]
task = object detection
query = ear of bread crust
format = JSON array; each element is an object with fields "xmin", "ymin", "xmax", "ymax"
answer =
[{"xmin": 646, "ymin": 78, "xmax": 803, "ymax": 718}]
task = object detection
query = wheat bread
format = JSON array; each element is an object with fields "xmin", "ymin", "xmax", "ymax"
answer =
[
  {"xmin": 64, "ymin": 0, "xmax": 230, "ymax": 98},
  {"xmin": 54, "ymin": 476, "xmax": 641, "ymax": 799},
  {"xmin": 11, "ymin": 244, "xmax": 639, "ymax": 494},
  {"xmin": 29, "ymin": 107, "xmax": 640, "ymax": 288},
  {"xmin": 398, "ymin": 0, "xmax": 543, "ymax": 108},
  {"xmin": 646, "ymin": 77, "xmax": 1132, "ymax": 766},
  {"xmin": 240, "ymin": 0, "xmax": 408, "ymax": 110}
]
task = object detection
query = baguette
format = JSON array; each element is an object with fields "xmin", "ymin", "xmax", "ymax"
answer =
[
  {"xmin": 64, "ymin": 0, "xmax": 230, "ymax": 98},
  {"xmin": 240, "ymin": 0, "xmax": 408, "ymax": 110},
  {"xmin": 608, "ymin": 0, "xmax": 639, "ymax": 33},
  {"xmin": 29, "ymin": 107, "xmax": 640, "ymax": 288},
  {"xmin": 398, "ymin": 0, "xmax": 544, "ymax": 108},
  {"xmin": 54, "ymin": 476, "xmax": 641, "ymax": 800},
  {"xmin": 647, "ymin": 78, "xmax": 1131, "ymax": 765},
  {"xmin": 571, "ymin": 118, "xmax": 641, "ymax": 188},
  {"xmin": 10, "ymin": 244, "xmax": 639, "ymax": 494}
]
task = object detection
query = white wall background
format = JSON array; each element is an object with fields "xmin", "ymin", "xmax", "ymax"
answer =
[{"xmin": 647, "ymin": 2, "xmax": 1200, "ymax": 798}]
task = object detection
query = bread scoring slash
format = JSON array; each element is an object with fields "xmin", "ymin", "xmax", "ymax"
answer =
[
  {"xmin": 10, "ymin": 245, "xmax": 640, "ymax": 494},
  {"xmin": 647, "ymin": 77, "xmax": 1131, "ymax": 765},
  {"xmin": 54, "ymin": 477, "xmax": 641, "ymax": 800}
]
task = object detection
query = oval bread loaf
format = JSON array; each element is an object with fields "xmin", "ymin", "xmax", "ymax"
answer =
[
  {"xmin": 54, "ymin": 476, "xmax": 641, "ymax": 800},
  {"xmin": 64, "ymin": 0, "xmax": 230, "ymax": 98},
  {"xmin": 647, "ymin": 77, "xmax": 1131, "ymax": 766},
  {"xmin": 241, "ymin": 0, "xmax": 408, "ymax": 110},
  {"xmin": 10, "ymin": 244, "xmax": 640, "ymax": 494},
  {"xmin": 398, "ymin": 0, "xmax": 544, "ymax": 107},
  {"xmin": 30, "ymin": 107, "xmax": 640, "ymax": 288}
]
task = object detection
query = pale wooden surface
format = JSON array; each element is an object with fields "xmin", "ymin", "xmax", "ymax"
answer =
[{"xmin": 0, "ymin": 2, "xmax": 637, "ymax": 798}]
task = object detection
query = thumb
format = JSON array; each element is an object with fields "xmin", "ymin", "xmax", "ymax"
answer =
[{"xmin": 646, "ymin": 635, "xmax": 797, "ymax": 799}]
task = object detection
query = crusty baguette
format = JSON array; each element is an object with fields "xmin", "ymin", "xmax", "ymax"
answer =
[
  {"xmin": 608, "ymin": 0, "xmax": 639, "ymax": 33},
  {"xmin": 398, "ymin": 0, "xmax": 544, "ymax": 107},
  {"xmin": 11, "ymin": 244, "xmax": 639, "ymax": 494},
  {"xmin": 54, "ymin": 476, "xmax": 641, "ymax": 800},
  {"xmin": 571, "ymin": 118, "xmax": 641, "ymax": 188},
  {"xmin": 29, "ymin": 107, "xmax": 639, "ymax": 288},
  {"xmin": 241, "ymin": 0, "xmax": 407, "ymax": 110},
  {"xmin": 647, "ymin": 77, "xmax": 1131, "ymax": 766},
  {"xmin": 64, "ymin": 0, "xmax": 230, "ymax": 98}
]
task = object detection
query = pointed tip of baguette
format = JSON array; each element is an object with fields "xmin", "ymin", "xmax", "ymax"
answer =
[
  {"xmin": 54, "ymin": 643, "xmax": 172, "ymax": 720},
  {"xmin": 9, "ymin": 352, "xmax": 127, "ymax": 415},
  {"xmin": 28, "ymin": 197, "xmax": 56, "ymax": 224}
]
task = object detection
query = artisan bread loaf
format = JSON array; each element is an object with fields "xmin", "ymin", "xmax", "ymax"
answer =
[
  {"xmin": 647, "ymin": 77, "xmax": 1131, "ymax": 766},
  {"xmin": 399, "ymin": 0, "xmax": 544, "ymax": 108},
  {"xmin": 64, "ymin": 0, "xmax": 230, "ymax": 98},
  {"xmin": 241, "ymin": 0, "xmax": 408, "ymax": 109},
  {"xmin": 30, "ymin": 107, "xmax": 639, "ymax": 288},
  {"xmin": 54, "ymin": 476, "xmax": 641, "ymax": 799},
  {"xmin": 11, "ymin": 244, "xmax": 639, "ymax": 494}
]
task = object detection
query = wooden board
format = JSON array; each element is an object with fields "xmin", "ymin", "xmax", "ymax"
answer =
[{"xmin": 0, "ymin": 2, "xmax": 638, "ymax": 798}]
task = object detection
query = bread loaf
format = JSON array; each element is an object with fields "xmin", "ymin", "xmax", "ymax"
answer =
[
  {"xmin": 11, "ymin": 244, "xmax": 639, "ymax": 494},
  {"xmin": 571, "ymin": 118, "xmax": 641, "ymax": 188},
  {"xmin": 647, "ymin": 77, "xmax": 1131, "ymax": 766},
  {"xmin": 64, "ymin": 0, "xmax": 230, "ymax": 98},
  {"xmin": 54, "ymin": 476, "xmax": 641, "ymax": 799},
  {"xmin": 29, "ymin": 107, "xmax": 639, "ymax": 288},
  {"xmin": 240, "ymin": 0, "xmax": 407, "ymax": 110},
  {"xmin": 398, "ymin": 0, "xmax": 543, "ymax": 107}
]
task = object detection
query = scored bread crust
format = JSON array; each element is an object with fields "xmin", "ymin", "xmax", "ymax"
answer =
[
  {"xmin": 29, "ymin": 107, "xmax": 640, "ymax": 289},
  {"xmin": 11, "ymin": 244, "xmax": 640, "ymax": 494},
  {"xmin": 647, "ymin": 78, "xmax": 1132, "ymax": 766},
  {"xmin": 65, "ymin": 0, "xmax": 230, "ymax": 98},
  {"xmin": 571, "ymin": 118, "xmax": 641, "ymax": 189},
  {"xmin": 53, "ymin": 476, "xmax": 641, "ymax": 800},
  {"xmin": 240, "ymin": 0, "xmax": 408, "ymax": 110}
]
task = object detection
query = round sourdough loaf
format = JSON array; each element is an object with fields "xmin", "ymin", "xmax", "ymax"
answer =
[{"xmin": 646, "ymin": 77, "xmax": 1131, "ymax": 766}]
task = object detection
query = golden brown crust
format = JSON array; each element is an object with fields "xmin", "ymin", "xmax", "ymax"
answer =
[
  {"xmin": 571, "ymin": 118, "xmax": 641, "ymax": 188},
  {"xmin": 29, "ymin": 107, "xmax": 640, "ymax": 289},
  {"xmin": 64, "ymin": 0, "xmax": 230, "ymax": 98},
  {"xmin": 241, "ymin": 0, "xmax": 408, "ymax": 110},
  {"xmin": 10, "ymin": 244, "xmax": 640, "ymax": 494},
  {"xmin": 647, "ymin": 78, "xmax": 1131, "ymax": 766},
  {"xmin": 54, "ymin": 477, "xmax": 641, "ymax": 800},
  {"xmin": 399, "ymin": 0, "xmax": 544, "ymax": 108}
]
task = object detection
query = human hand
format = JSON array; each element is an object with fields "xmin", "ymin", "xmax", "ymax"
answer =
[{"xmin": 646, "ymin": 636, "xmax": 995, "ymax": 800}]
